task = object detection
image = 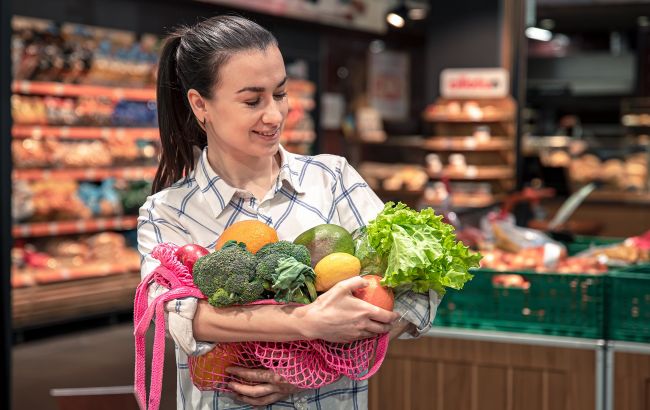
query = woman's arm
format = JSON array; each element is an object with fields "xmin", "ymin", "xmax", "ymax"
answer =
[{"xmin": 194, "ymin": 276, "xmax": 399, "ymax": 343}]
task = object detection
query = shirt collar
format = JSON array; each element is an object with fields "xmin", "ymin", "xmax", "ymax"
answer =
[{"xmin": 194, "ymin": 145, "xmax": 305, "ymax": 218}]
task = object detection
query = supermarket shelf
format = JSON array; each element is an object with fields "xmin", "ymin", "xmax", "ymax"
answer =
[
  {"xmin": 13, "ymin": 216, "xmax": 138, "ymax": 238},
  {"xmin": 423, "ymin": 137, "xmax": 512, "ymax": 152},
  {"xmin": 12, "ymin": 80, "xmax": 156, "ymax": 101},
  {"xmin": 12, "ymin": 271, "xmax": 141, "ymax": 329},
  {"xmin": 12, "ymin": 125, "xmax": 159, "ymax": 140},
  {"xmin": 12, "ymin": 262, "xmax": 140, "ymax": 287},
  {"xmin": 584, "ymin": 191, "xmax": 650, "ymax": 205},
  {"xmin": 354, "ymin": 136, "xmax": 512, "ymax": 152},
  {"xmin": 421, "ymin": 194, "xmax": 504, "ymax": 210},
  {"xmin": 423, "ymin": 113, "xmax": 514, "ymax": 123},
  {"xmin": 428, "ymin": 166, "xmax": 514, "ymax": 181},
  {"xmin": 13, "ymin": 166, "xmax": 157, "ymax": 181}
]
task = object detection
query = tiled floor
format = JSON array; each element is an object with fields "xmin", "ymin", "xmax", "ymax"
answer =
[{"xmin": 12, "ymin": 323, "xmax": 176, "ymax": 410}]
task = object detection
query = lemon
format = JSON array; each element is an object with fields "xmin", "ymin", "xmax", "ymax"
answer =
[{"xmin": 314, "ymin": 252, "xmax": 361, "ymax": 292}]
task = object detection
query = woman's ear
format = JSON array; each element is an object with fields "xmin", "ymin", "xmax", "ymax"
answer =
[{"xmin": 187, "ymin": 89, "xmax": 208, "ymax": 124}]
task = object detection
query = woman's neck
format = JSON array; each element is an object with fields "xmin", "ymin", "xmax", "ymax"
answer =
[{"xmin": 206, "ymin": 144, "xmax": 280, "ymax": 200}]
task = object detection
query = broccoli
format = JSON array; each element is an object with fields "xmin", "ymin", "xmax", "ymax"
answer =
[
  {"xmin": 192, "ymin": 240, "xmax": 265, "ymax": 307},
  {"xmin": 254, "ymin": 241, "xmax": 316, "ymax": 303},
  {"xmin": 256, "ymin": 241, "xmax": 311, "ymax": 266}
]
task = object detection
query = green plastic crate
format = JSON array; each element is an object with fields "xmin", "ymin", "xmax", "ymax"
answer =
[
  {"xmin": 607, "ymin": 265, "xmax": 650, "ymax": 343},
  {"xmin": 565, "ymin": 235, "xmax": 622, "ymax": 256},
  {"xmin": 435, "ymin": 268, "xmax": 607, "ymax": 338}
]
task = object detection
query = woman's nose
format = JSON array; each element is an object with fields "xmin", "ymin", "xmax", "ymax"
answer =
[{"xmin": 262, "ymin": 102, "xmax": 284, "ymax": 125}]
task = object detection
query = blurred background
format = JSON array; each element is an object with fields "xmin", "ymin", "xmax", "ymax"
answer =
[{"xmin": 1, "ymin": 0, "xmax": 649, "ymax": 409}]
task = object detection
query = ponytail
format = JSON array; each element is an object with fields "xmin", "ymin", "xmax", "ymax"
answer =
[
  {"xmin": 151, "ymin": 16, "xmax": 278, "ymax": 194},
  {"xmin": 153, "ymin": 32, "xmax": 207, "ymax": 194}
]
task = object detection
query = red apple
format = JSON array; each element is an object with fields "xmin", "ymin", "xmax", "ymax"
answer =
[
  {"xmin": 353, "ymin": 275, "xmax": 395, "ymax": 311},
  {"xmin": 175, "ymin": 244, "xmax": 210, "ymax": 272}
]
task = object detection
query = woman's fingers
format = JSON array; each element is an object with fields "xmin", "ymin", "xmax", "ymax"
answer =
[
  {"xmin": 227, "ymin": 367, "xmax": 284, "ymax": 384},
  {"xmin": 228, "ymin": 381, "xmax": 279, "ymax": 398},
  {"xmin": 364, "ymin": 320, "xmax": 393, "ymax": 335},
  {"xmin": 235, "ymin": 392, "xmax": 289, "ymax": 406}
]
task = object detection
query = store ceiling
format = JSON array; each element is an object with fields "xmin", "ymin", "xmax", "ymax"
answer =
[{"xmin": 537, "ymin": 2, "xmax": 650, "ymax": 32}]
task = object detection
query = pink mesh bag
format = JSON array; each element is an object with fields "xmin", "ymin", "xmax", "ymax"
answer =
[{"xmin": 134, "ymin": 243, "xmax": 389, "ymax": 410}]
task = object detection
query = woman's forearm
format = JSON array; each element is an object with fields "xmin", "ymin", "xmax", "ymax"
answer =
[{"xmin": 192, "ymin": 301, "xmax": 312, "ymax": 343}]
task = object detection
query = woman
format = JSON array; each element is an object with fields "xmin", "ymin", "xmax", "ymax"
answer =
[{"xmin": 138, "ymin": 15, "xmax": 438, "ymax": 409}]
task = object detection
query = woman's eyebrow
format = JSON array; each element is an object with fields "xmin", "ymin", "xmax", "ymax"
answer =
[{"xmin": 236, "ymin": 76, "xmax": 288, "ymax": 94}]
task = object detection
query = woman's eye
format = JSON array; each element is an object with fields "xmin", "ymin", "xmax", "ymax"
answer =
[
  {"xmin": 245, "ymin": 98, "xmax": 261, "ymax": 107},
  {"xmin": 273, "ymin": 92, "xmax": 287, "ymax": 101}
]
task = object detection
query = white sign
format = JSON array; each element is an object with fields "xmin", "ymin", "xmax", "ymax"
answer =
[
  {"xmin": 198, "ymin": 0, "xmax": 392, "ymax": 33},
  {"xmin": 368, "ymin": 50, "xmax": 410, "ymax": 120},
  {"xmin": 440, "ymin": 68, "xmax": 509, "ymax": 98}
]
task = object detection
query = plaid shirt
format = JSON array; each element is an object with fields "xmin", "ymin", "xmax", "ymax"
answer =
[{"xmin": 137, "ymin": 146, "xmax": 439, "ymax": 410}]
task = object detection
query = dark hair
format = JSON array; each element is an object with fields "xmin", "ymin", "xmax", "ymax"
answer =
[{"xmin": 153, "ymin": 15, "xmax": 278, "ymax": 193}]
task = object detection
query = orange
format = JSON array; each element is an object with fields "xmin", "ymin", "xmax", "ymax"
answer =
[
  {"xmin": 215, "ymin": 219, "xmax": 278, "ymax": 254},
  {"xmin": 314, "ymin": 252, "xmax": 361, "ymax": 292},
  {"xmin": 190, "ymin": 345, "xmax": 237, "ymax": 390}
]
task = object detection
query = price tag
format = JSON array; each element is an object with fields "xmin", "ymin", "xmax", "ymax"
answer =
[
  {"xmin": 60, "ymin": 127, "xmax": 70, "ymax": 137},
  {"xmin": 101, "ymin": 128, "xmax": 111, "ymax": 139},
  {"xmin": 463, "ymin": 137, "xmax": 477, "ymax": 149},
  {"xmin": 465, "ymin": 166, "xmax": 478, "ymax": 178},
  {"xmin": 19, "ymin": 81, "xmax": 31, "ymax": 94},
  {"xmin": 53, "ymin": 83, "xmax": 65, "ymax": 95},
  {"xmin": 543, "ymin": 243, "xmax": 563, "ymax": 269},
  {"xmin": 31, "ymin": 127, "xmax": 43, "ymax": 139}
]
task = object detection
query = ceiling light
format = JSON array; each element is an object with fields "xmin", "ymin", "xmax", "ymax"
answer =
[
  {"xmin": 526, "ymin": 27, "xmax": 553, "ymax": 42},
  {"xmin": 386, "ymin": 3, "xmax": 408, "ymax": 28}
]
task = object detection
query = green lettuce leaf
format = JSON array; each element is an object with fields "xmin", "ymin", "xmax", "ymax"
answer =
[{"xmin": 366, "ymin": 202, "xmax": 481, "ymax": 295}]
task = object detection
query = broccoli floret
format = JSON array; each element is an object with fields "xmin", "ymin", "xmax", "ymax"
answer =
[
  {"xmin": 192, "ymin": 240, "xmax": 265, "ymax": 307},
  {"xmin": 256, "ymin": 241, "xmax": 311, "ymax": 266}
]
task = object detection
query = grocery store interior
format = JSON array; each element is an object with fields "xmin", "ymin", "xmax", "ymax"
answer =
[{"xmin": 1, "ymin": 0, "xmax": 650, "ymax": 409}]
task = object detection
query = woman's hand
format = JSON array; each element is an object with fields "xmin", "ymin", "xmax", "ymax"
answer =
[
  {"xmin": 299, "ymin": 276, "xmax": 400, "ymax": 343},
  {"xmin": 227, "ymin": 367, "xmax": 301, "ymax": 406}
]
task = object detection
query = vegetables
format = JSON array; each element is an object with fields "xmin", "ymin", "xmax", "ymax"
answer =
[
  {"xmin": 192, "ymin": 241, "xmax": 265, "ymax": 307},
  {"xmin": 255, "ymin": 241, "xmax": 316, "ymax": 302},
  {"xmin": 175, "ymin": 244, "xmax": 210, "ymax": 271},
  {"xmin": 366, "ymin": 202, "xmax": 481, "ymax": 295},
  {"xmin": 271, "ymin": 256, "xmax": 318, "ymax": 304}
]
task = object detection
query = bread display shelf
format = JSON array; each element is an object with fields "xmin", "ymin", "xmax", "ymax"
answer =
[
  {"xmin": 421, "ymin": 194, "xmax": 504, "ymax": 210},
  {"xmin": 12, "ymin": 271, "xmax": 141, "ymax": 329},
  {"xmin": 422, "ymin": 114, "xmax": 514, "ymax": 123},
  {"xmin": 356, "ymin": 136, "xmax": 512, "ymax": 151},
  {"xmin": 422, "ymin": 137, "xmax": 512, "ymax": 152},
  {"xmin": 12, "ymin": 125, "xmax": 160, "ymax": 140},
  {"xmin": 12, "ymin": 262, "xmax": 140, "ymax": 287},
  {"xmin": 12, "ymin": 80, "xmax": 156, "ymax": 101},
  {"xmin": 13, "ymin": 166, "xmax": 157, "ymax": 181},
  {"xmin": 428, "ymin": 166, "xmax": 514, "ymax": 181},
  {"xmin": 13, "ymin": 216, "xmax": 138, "ymax": 238}
]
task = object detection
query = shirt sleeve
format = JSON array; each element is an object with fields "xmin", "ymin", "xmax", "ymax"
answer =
[
  {"xmin": 333, "ymin": 157, "xmax": 439, "ymax": 338},
  {"xmin": 138, "ymin": 196, "xmax": 213, "ymax": 356}
]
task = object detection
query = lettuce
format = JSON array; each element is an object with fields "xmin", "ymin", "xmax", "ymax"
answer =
[{"xmin": 366, "ymin": 202, "xmax": 481, "ymax": 295}]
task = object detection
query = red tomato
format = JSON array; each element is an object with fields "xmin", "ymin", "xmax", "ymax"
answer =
[
  {"xmin": 175, "ymin": 244, "xmax": 210, "ymax": 272},
  {"xmin": 353, "ymin": 275, "xmax": 395, "ymax": 311}
]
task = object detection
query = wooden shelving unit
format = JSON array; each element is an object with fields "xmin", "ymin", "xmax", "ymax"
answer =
[
  {"xmin": 13, "ymin": 166, "xmax": 157, "ymax": 181},
  {"xmin": 13, "ymin": 216, "xmax": 138, "ymax": 238},
  {"xmin": 12, "ymin": 125, "xmax": 159, "ymax": 140}
]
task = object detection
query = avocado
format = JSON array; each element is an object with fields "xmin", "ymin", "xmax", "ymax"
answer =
[{"xmin": 293, "ymin": 224, "xmax": 355, "ymax": 267}]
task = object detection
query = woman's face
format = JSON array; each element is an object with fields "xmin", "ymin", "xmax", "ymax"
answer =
[{"xmin": 202, "ymin": 45, "xmax": 288, "ymax": 159}]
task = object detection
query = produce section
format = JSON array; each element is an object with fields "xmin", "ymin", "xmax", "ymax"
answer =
[{"xmin": 9, "ymin": 17, "xmax": 158, "ymax": 328}]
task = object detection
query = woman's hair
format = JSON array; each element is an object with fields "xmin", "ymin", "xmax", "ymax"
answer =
[{"xmin": 153, "ymin": 15, "xmax": 278, "ymax": 193}]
